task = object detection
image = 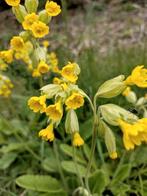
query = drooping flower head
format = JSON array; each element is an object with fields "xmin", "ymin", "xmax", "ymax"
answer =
[
  {"xmin": 73, "ymin": 132, "xmax": 84, "ymax": 147},
  {"xmin": 61, "ymin": 62, "xmax": 80, "ymax": 83},
  {"xmin": 45, "ymin": 1, "xmax": 61, "ymax": 16},
  {"xmin": 31, "ymin": 21, "xmax": 49, "ymax": 38},
  {"xmin": 46, "ymin": 100, "xmax": 63, "ymax": 121},
  {"xmin": 125, "ymin": 65, "xmax": 147, "ymax": 88},
  {"xmin": 65, "ymin": 92, "xmax": 84, "ymax": 110},
  {"xmin": 37, "ymin": 60, "xmax": 49, "ymax": 74},
  {"xmin": 0, "ymin": 50, "xmax": 13, "ymax": 63},
  {"xmin": 5, "ymin": 0, "xmax": 20, "ymax": 7},
  {"xmin": 118, "ymin": 118, "xmax": 147, "ymax": 150},
  {"xmin": 28, "ymin": 95, "xmax": 46, "ymax": 113},
  {"xmin": 22, "ymin": 13, "xmax": 39, "ymax": 30},
  {"xmin": 39, "ymin": 123, "xmax": 54, "ymax": 141},
  {"xmin": 10, "ymin": 36, "xmax": 25, "ymax": 51}
]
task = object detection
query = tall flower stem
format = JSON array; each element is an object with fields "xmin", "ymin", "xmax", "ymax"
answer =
[
  {"xmin": 85, "ymin": 94, "xmax": 98, "ymax": 194},
  {"xmin": 72, "ymin": 145, "xmax": 85, "ymax": 188},
  {"xmin": 53, "ymin": 140, "xmax": 69, "ymax": 193}
]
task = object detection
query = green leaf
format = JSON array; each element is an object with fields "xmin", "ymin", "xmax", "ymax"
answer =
[
  {"xmin": 16, "ymin": 175, "xmax": 63, "ymax": 193},
  {"xmin": 60, "ymin": 144, "xmax": 86, "ymax": 165},
  {"xmin": 61, "ymin": 161, "xmax": 86, "ymax": 177},
  {"xmin": 111, "ymin": 183, "xmax": 130, "ymax": 195},
  {"xmin": 42, "ymin": 157, "xmax": 58, "ymax": 173},
  {"xmin": 80, "ymin": 118, "xmax": 93, "ymax": 140},
  {"xmin": 88, "ymin": 169, "xmax": 109, "ymax": 194},
  {"xmin": 0, "ymin": 142, "xmax": 36, "ymax": 153},
  {"xmin": 111, "ymin": 164, "xmax": 131, "ymax": 185},
  {"xmin": 0, "ymin": 153, "xmax": 17, "ymax": 169}
]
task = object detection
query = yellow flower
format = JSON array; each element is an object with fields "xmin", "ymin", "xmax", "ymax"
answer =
[
  {"xmin": 73, "ymin": 132, "xmax": 84, "ymax": 147},
  {"xmin": 31, "ymin": 21, "xmax": 49, "ymax": 38},
  {"xmin": 10, "ymin": 36, "xmax": 25, "ymax": 51},
  {"xmin": 45, "ymin": 1, "xmax": 61, "ymax": 16},
  {"xmin": 32, "ymin": 69, "xmax": 41, "ymax": 77},
  {"xmin": 61, "ymin": 62, "xmax": 80, "ymax": 83},
  {"xmin": 37, "ymin": 60, "xmax": 49, "ymax": 74},
  {"xmin": 42, "ymin": 40, "xmax": 49, "ymax": 48},
  {"xmin": 122, "ymin": 87, "xmax": 131, "ymax": 97},
  {"xmin": 22, "ymin": 13, "xmax": 39, "ymax": 30},
  {"xmin": 0, "ymin": 75, "xmax": 13, "ymax": 97},
  {"xmin": 46, "ymin": 100, "xmax": 63, "ymax": 121},
  {"xmin": 0, "ymin": 62, "xmax": 8, "ymax": 71},
  {"xmin": 0, "ymin": 50, "xmax": 13, "ymax": 63},
  {"xmin": 5, "ymin": 0, "xmax": 20, "ymax": 6},
  {"xmin": 39, "ymin": 123, "xmax": 54, "ymax": 142},
  {"xmin": 65, "ymin": 92, "xmax": 84, "ymax": 110},
  {"xmin": 28, "ymin": 95, "xmax": 46, "ymax": 113},
  {"xmin": 53, "ymin": 77, "xmax": 62, "ymax": 84},
  {"xmin": 109, "ymin": 152, "xmax": 118, "ymax": 159},
  {"xmin": 118, "ymin": 119, "xmax": 147, "ymax": 150},
  {"xmin": 125, "ymin": 65, "xmax": 147, "ymax": 88}
]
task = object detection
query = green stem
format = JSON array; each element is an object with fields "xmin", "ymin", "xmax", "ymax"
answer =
[
  {"xmin": 96, "ymin": 139, "xmax": 105, "ymax": 164},
  {"xmin": 85, "ymin": 94, "xmax": 98, "ymax": 194},
  {"xmin": 53, "ymin": 140, "xmax": 69, "ymax": 193},
  {"xmin": 72, "ymin": 145, "xmax": 85, "ymax": 188}
]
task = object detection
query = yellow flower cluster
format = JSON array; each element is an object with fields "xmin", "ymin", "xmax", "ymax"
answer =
[
  {"xmin": 3, "ymin": 0, "xmax": 61, "ymax": 78},
  {"xmin": 118, "ymin": 118, "xmax": 147, "ymax": 150},
  {"xmin": 0, "ymin": 75, "xmax": 13, "ymax": 97},
  {"xmin": 28, "ymin": 62, "xmax": 84, "ymax": 146}
]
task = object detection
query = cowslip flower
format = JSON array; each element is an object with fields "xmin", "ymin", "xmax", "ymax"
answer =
[
  {"xmin": 32, "ymin": 69, "xmax": 41, "ymax": 77},
  {"xmin": 118, "ymin": 118, "xmax": 147, "ymax": 150},
  {"xmin": 61, "ymin": 62, "xmax": 80, "ymax": 83},
  {"xmin": 0, "ymin": 50, "xmax": 13, "ymax": 63},
  {"xmin": 65, "ymin": 92, "xmax": 84, "ymax": 110},
  {"xmin": 37, "ymin": 60, "xmax": 49, "ymax": 74},
  {"xmin": 42, "ymin": 40, "xmax": 49, "ymax": 48},
  {"xmin": 0, "ymin": 75, "xmax": 13, "ymax": 97},
  {"xmin": 45, "ymin": 1, "xmax": 61, "ymax": 16},
  {"xmin": 109, "ymin": 152, "xmax": 118, "ymax": 159},
  {"xmin": 31, "ymin": 21, "xmax": 49, "ymax": 38},
  {"xmin": 22, "ymin": 13, "xmax": 39, "ymax": 30},
  {"xmin": 125, "ymin": 65, "xmax": 147, "ymax": 88},
  {"xmin": 39, "ymin": 123, "xmax": 54, "ymax": 142},
  {"xmin": 5, "ymin": 0, "xmax": 20, "ymax": 6},
  {"xmin": 10, "ymin": 36, "xmax": 25, "ymax": 51},
  {"xmin": 28, "ymin": 95, "xmax": 46, "ymax": 113},
  {"xmin": 46, "ymin": 100, "xmax": 63, "ymax": 121},
  {"xmin": 73, "ymin": 132, "xmax": 84, "ymax": 147}
]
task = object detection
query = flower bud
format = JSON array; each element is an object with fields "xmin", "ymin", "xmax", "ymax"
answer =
[
  {"xmin": 143, "ymin": 109, "xmax": 147, "ymax": 118},
  {"xmin": 126, "ymin": 91, "xmax": 137, "ymax": 104},
  {"xmin": 73, "ymin": 187, "xmax": 90, "ymax": 196},
  {"xmin": 96, "ymin": 75, "xmax": 126, "ymax": 98},
  {"xmin": 41, "ymin": 84, "xmax": 62, "ymax": 98},
  {"xmin": 35, "ymin": 47, "xmax": 46, "ymax": 61},
  {"xmin": 39, "ymin": 10, "xmax": 51, "ymax": 24},
  {"xmin": 136, "ymin": 97, "xmax": 146, "ymax": 106},
  {"xmin": 19, "ymin": 31, "xmax": 30, "ymax": 41},
  {"xmin": 25, "ymin": 0, "xmax": 39, "ymax": 13},
  {"xmin": 103, "ymin": 121, "xmax": 117, "ymax": 159},
  {"xmin": 12, "ymin": 5, "xmax": 27, "ymax": 23},
  {"xmin": 65, "ymin": 109, "xmax": 79, "ymax": 134},
  {"xmin": 100, "ymin": 104, "xmax": 138, "ymax": 126}
]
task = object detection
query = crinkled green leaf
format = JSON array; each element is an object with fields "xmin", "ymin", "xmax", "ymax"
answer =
[
  {"xmin": 0, "ymin": 153, "xmax": 17, "ymax": 169},
  {"xmin": 16, "ymin": 175, "xmax": 63, "ymax": 193},
  {"xmin": 61, "ymin": 161, "xmax": 86, "ymax": 177}
]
